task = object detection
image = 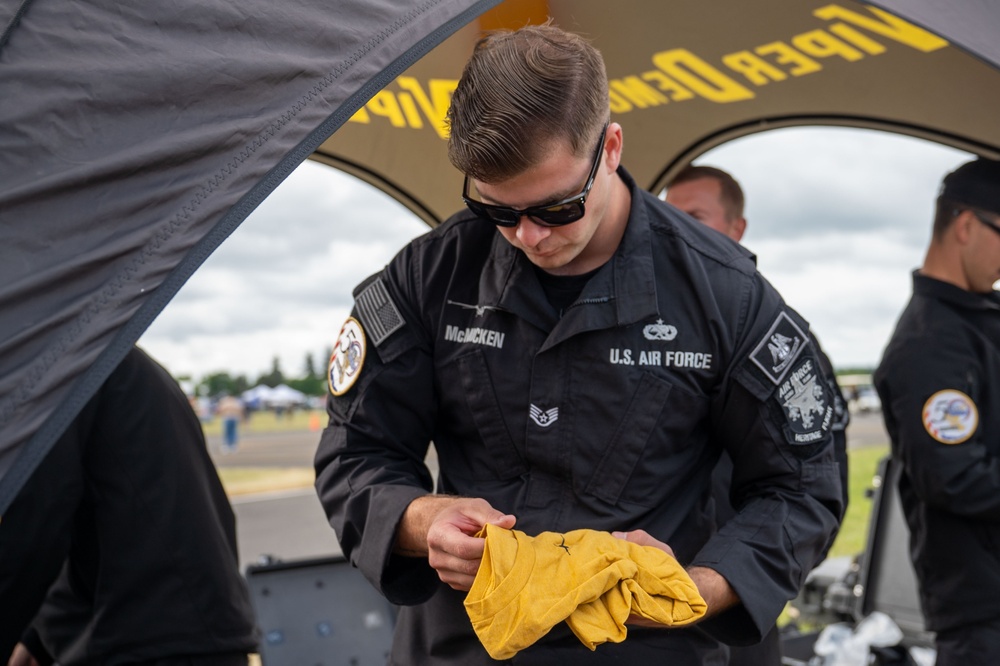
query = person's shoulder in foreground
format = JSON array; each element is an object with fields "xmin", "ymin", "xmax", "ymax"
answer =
[{"xmin": 0, "ymin": 346, "xmax": 259, "ymax": 665}]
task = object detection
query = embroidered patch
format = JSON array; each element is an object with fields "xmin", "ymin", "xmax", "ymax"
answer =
[
  {"xmin": 643, "ymin": 318, "xmax": 677, "ymax": 341},
  {"xmin": 750, "ymin": 312, "xmax": 807, "ymax": 385},
  {"xmin": 328, "ymin": 317, "xmax": 366, "ymax": 396},
  {"xmin": 776, "ymin": 356, "xmax": 833, "ymax": 445},
  {"xmin": 529, "ymin": 405, "xmax": 559, "ymax": 427},
  {"xmin": 923, "ymin": 389, "xmax": 978, "ymax": 444},
  {"xmin": 355, "ymin": 278, "xmax": 404, "ymax": 346}
]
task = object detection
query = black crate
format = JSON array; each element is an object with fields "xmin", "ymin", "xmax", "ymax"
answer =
[{"xmin": 245, "ymin": 555, "xmax": 396, "ymax": 666}]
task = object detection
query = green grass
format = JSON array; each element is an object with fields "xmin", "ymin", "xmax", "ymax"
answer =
[
  {"xmin": 217, "ymin": 467, "xmax": 315, "ymax": 496},
  {"xmin": 828, "ymin": 445, "xmax": 890, "ymax": 559}
]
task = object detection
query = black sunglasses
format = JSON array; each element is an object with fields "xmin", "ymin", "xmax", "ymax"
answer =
[
  {"xmin": 972, "ymin": 210, "xmax": 1000, "ymax": 237},
  {"xmin": 462, "ymin": 122, "xmax": 609, "ymax": 228}
]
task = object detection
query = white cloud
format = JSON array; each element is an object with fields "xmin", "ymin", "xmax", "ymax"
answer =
[
  {"xmin": 140, "ymin": 127, "xmax": 973, "ymax": 380},
  {"xmin": 691, "ymin": 126, "xmax": 970, "ymax": 369},
  {"xmin": 140, "ymin": 160, "xmax": 428, "ymax": 379}
]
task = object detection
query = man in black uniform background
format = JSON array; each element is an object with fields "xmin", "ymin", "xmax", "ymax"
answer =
[
  {"xmin": 0, "ymin": 347, "xmax": 259, "ymax": 665},
  {"xmin": 874, "ymin": 157, "xmax": 1000, "ymax": 666},
  {"xmin": 665, "ymin": 165, "xmax": 851, "ymax": 666},
  {"xmin": 315, "ymin": 24, "xmax": 843, "ymax": 664}
]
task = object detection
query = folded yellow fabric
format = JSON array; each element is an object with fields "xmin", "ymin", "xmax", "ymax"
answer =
[{"xmin": 464, "ymin": 524, "xmax": 707, "ymax": 659}]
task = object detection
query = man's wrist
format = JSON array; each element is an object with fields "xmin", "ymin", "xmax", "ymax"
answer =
[
  {"xmin": 393, "ymin": 494, "xmax": 458, "ymax": 556},
  {"xmin": 687, "ymin": 566, "xmax": 739, "ymax": 618}
]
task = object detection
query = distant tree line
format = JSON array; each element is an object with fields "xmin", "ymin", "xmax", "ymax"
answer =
[{"xmin": 183, "ymin": 348, "xmax": 332, "ymax": 398}]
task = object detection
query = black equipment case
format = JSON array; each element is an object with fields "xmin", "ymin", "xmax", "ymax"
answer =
[{"xmin": 244, "ymin": 555, "xmax": 397, "ymax": 666}]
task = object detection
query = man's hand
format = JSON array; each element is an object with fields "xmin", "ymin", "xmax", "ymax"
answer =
[
  {"xmin": 395, "ymin": 495, "xmax": 515, "ymax": 591},
  {"xmin": 612, "ymin": 530, "xmax": 739, "ymax": 626},
  {"xmin": 611, "ymin": 529, "xmax": 675, "ymax": 558},
  {"xmin": 7, "ymin": 643, "xmax": 40, "ymax": 666},
  {"xmin": 613, "ymin": 529, "xmax": 678, "ymax": 628}
]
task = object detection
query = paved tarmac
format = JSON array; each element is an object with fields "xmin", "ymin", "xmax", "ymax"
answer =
[{"xmin": 216, "ymin": 411, "xmax": 889, "ymax": 571}]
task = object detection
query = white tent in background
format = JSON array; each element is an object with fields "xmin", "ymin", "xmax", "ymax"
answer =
[
  {"xmin": 241, "ymin": 385, "xmax": 275, "ymax": 409},
  {"xmin": 269, "ymin": 384, "xmax": 307, "ymax": 407},
  {"xmin": 241, "ymin": 384, "xmax": 306, "ymax": 409}
]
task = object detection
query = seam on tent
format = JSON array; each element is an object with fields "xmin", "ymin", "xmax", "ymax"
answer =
[{"xmin": 0, "ymin": 0, "xmax": 451, "ymax": 433}]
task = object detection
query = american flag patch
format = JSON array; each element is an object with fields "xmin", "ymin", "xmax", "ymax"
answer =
[{"xmin": 355, "ymin": 278, "xmax": 405, "ymax": 346}]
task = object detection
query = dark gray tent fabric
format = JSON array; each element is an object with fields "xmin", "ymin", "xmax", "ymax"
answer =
[
  {"xmin": 868, "ymin": 0, "xmax": 1000, "ymax": 69},
  {"xmin": 0, "ymin": 0, "xmax": 496, "ymax": 514}
]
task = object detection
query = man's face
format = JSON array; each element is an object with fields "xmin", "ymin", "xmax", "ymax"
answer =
[
  {"xmin": 961, "ymin": 209, "xmax": 1000, "ymax": 293},
  {"xmin": 472, "ymin": 130, "xmax": 612, "ymax": 276},
  {"xmin": 665, "ymin": 177, "xmax": 745, "ymax": 242}
]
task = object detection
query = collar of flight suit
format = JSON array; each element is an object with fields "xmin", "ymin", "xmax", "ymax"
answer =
[
  {"xmin": 476, "ymin": 165, "xmax": 659, "ymax": 344},
  {"xmin": 912, "ymin": 269, "xmax": 1000, "ymax": 313}
]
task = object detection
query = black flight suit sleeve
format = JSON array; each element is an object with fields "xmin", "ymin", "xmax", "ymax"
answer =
[
  {"xmin": 0, "ymin": 395, "xmax": 92, "ymax": 659},
  {"xmin": 878, "ymin": 336, "xmax": 1000, "ymax": 519},
  {"xmin": 314, "ymin": 260, "xmax": 441, "ymax": 605},
  {"xmin": 692, "ymin": 276, "xmax": 844, "ymax": 645}
]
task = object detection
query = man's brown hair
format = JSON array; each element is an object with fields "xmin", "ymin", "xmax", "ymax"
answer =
[
  {"xmin": 667, "ymin": 165, "xmax": 746, "ymax": 221},
  {"xmin": 447, "ymin": 24, "xmax": 609, "ymax": 183}
]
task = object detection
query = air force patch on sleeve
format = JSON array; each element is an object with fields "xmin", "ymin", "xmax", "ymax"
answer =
[
  {"xmin": 776, "ymin": 355, "xmax": 833, "ymax": 445},
  {"xmin": 923, "ymin": 389, "xmax": 978, "ymax": 444},
  {"xmin": 328, "ymin": 317, "xmax": 366, "ymax": 396},
  {"xmin": 751, "ymin": 312, "xmax": 808, "ymax": 385}
]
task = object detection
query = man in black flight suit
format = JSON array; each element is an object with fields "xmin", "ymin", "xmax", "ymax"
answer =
[
  {"xmin": 875, "ymin": 157, "xmax": 1000, "ymax": 666},
  {"xmin": 315, "ymin": 24, "xmax": 843, "ymax": 665},
  {"xmin": 665, "ymin": 164, "xmax": 851, "ymax": 666}
]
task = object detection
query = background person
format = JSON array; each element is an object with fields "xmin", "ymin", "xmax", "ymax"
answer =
[
  {"xmin": 216, "ymin": 394, "xmax": 245, "ymax": 453},
  {"xmin": 665, "ymin": 164, "xmax": 851, "ymax": 666},
  {"xmin": 874, "ymin": 157, "xmax": 1000, "ymax": 666},
  {"xmin": 0, "ymin": 347, "xmax": 259, "ymax": 665},
  {"xmin": 315, "ymin": 24, "xmax": 843, "ymax": 664}
]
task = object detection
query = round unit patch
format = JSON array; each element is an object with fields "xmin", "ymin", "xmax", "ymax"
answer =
[
  {"xmin": 328, "ymin": 317, "xmax": 366, "ymax": 396},
  {"xmin": 922, "ymin": 389, "xmax": 978, "ymax": 444}
]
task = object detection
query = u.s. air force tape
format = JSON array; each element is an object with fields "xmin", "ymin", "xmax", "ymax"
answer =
[{"xmin": 355, "ymin": 277, "xmax": 405, "ymax": 346}]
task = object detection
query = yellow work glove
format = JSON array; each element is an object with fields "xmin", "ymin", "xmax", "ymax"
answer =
[{"xmin": 464, "ymin": 524, "xmax": 707, "ymax": 660}]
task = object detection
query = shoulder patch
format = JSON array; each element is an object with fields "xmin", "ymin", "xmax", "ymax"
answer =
[
  {"xmin": 750, "ymin": 312, "xmax": 808, "ymax": 385},
  {"xmin": 328, "ymin": 317, "xmax": 366, "ymax": 396},
  {"xmin": 774, "ymin": 355, "xmax": 833, "ymax": 446},
  {"xmin": 923, "ymin": 389, "xmax": 978, "ymax": 444},
  {"xmin": 355, "ymin": 277, "xmax": 405, "ymax": 346}
]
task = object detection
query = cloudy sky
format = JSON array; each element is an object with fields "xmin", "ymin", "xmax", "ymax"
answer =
[{"xmin": 139, "ymin": 126, "xmax": 971, "ymax": 382}]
